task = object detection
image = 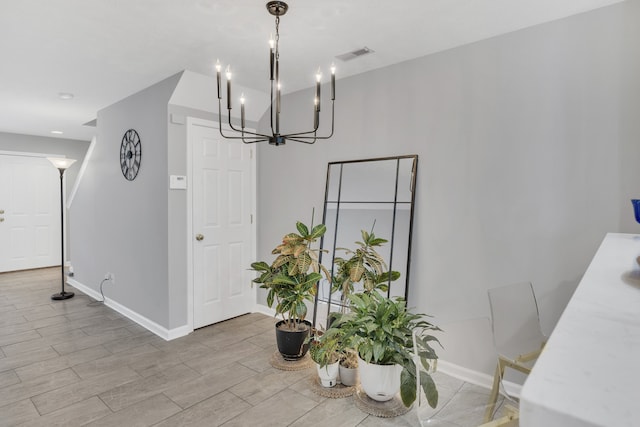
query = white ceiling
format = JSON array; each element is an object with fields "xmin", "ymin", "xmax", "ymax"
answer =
[{"xmin": 0, "ymin": 0, "xmax": 623, "ymax": 142}]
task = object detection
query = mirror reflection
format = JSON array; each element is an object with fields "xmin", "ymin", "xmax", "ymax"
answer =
[{"xmin": 313, "ymin": 155, "xmax": 418, "ymax": 328}]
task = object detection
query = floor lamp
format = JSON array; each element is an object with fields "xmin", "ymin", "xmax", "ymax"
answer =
[{"xmin": 47, "ymin": 157, "xmax": 76, "ymax": 300}]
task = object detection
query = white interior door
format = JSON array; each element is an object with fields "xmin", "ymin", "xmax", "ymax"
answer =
[
  {"xmin": 0, "ymin": 154, "xmax": 60, "ymax": 272},
  {"xmin": 190, "ymin": 120, "xmax": 256, "ymax": 328}
]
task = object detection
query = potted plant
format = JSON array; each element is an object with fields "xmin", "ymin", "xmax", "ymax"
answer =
[
  {"xmin": 330, "ymin": 291, "xmax": 441, "ymax": 408},
  {"xmin": 326, "ymin": 228, "xmax": 400, "ymax": 385},
  {"xmin": 312, "ymin": 324, "xmax": 359, "ymax": 387},
  {"xmin": 251, "ymin": 219, "xmax": 331, "ymax": 360},
  {"xmin": 308, "ymin": 332, "xmax": 341, "ymax": 387},
  {"xmin": 338, "ymin": 347, "xmax": 359, "ymax": 387},
  {"xmin": 332, "ymin": 228, "xmax": 400, "ymax": 313}
]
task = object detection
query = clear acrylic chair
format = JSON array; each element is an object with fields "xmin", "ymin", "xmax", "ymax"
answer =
[
  {"xmin": 414, "ymin": 319, "xmax": 520, "ymax": 427},
  {"xmin": 483, "ymin": 282, "xmax": 547, "ymax": 424}
]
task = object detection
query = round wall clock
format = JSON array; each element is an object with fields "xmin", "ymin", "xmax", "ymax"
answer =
[{"xmin": 120, "ymin": 129, "xmax": 142, "ymax": 181}]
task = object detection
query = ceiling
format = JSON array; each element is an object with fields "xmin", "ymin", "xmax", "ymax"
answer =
[{"xmin": 0, "ymin": 0, "xmax": 623, "ymax": 142}]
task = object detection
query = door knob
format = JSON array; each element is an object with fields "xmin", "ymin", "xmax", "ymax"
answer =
[{"xmin": 195, "ymin": 234, "xmax": 204, "ymax": 241}]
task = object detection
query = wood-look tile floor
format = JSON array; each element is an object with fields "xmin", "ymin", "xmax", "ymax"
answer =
[{"xmin": 0, "ymin": 267, "xmax": 508, "ymax": 426}]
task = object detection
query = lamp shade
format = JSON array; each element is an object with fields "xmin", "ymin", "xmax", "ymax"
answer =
[{"xmin": 47, "ymin": 157, "xmax": 76, "ymax": 170}]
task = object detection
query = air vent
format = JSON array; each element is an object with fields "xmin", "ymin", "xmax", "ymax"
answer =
[{"xmin": 336, "ymin": 46, "xmax": 374, "ymax": 62}]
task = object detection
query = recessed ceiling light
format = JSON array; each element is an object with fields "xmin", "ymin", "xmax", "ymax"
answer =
[
  {"xmin": 50, "ymin": 130, "xmax": 64, "ymax": 135},
  {"xmin": 58, "ymin": 92, "xmax": 74, "ymax": 100}
]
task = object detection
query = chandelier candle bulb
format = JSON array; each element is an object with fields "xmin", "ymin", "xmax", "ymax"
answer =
[
  {"xmin": 315, "ymin": 68, "xmax": 322, "ymax": 112},
  {"xmin": 276, "ymin": 82, "xmax": 281, "ymax": 113},
  {"xmin": 331, "ymin": 64, "xmax": 336, "ymax": 100},
  {"xmin": 269, "ymin": 36, "xmax": 275, "ymax": 80},
  {"xmin": 240, "ymin": 94, "xmax": 246, "ymax": 128},
  {"xmin": 314, "ymin": 99, "xmax": 319, "ymax": 129},
  {"xmin": 226, "ymin": 66, "xmax": 232, "ymax": 110},
  {"xmin": 276, "ymin": 82, "xmax": 281, "ymax": 133},
  {"xmin": 215, "ymin": 60, "xmax": 222, "ymax": 99}
]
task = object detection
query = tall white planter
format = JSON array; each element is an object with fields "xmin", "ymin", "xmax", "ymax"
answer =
[
  {"xmin": 316, "ymin": 361, "xmax": 340, "ymax": 387},
  {"xmin": 339, "ymin": 364, "xmax": 358, "ymax": 386},
  {"xmin": 358, "ymin": 356, "xmax": 404, "ymax": 401}
]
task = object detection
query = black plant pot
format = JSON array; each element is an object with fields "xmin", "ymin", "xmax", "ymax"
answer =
[{"xmin": 275, "ymin": 319, "xmax": 312, "ymax": 360}]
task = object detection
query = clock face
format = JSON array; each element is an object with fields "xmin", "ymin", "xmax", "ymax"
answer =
[{"xmin": 120, "ymin": 129, "xmax": 141, "ymax": 181}]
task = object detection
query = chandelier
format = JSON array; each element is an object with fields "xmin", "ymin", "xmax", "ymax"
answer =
[{"xmin": 215, "ymin": 1, "xmax": 335, "ymax": 146}]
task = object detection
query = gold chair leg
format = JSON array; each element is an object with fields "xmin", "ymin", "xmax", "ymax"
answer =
[
  {"xmin": 479, "ymin": 412, "xmax": 519, "ymax": 427},
  {"xmin": 483, "ymin": 358, "xmax": 505, "ymax": 423}
]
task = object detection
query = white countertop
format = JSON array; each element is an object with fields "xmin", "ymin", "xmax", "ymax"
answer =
[{"xmin": 520, "ymin": 233, "xmax": 640, "ymax": 427}]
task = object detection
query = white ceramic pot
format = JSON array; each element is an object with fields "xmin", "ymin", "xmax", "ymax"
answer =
[
  {"xmin": 358, "ymin": 356, "xmax": 403, "ymax": 401},
  {"xmin": 339, "ymin": 364, "xmax": 358, "ymax": 386},
  {"xmin": 316, "ymin": 361, "xmax": 340, "ymax": 387}
]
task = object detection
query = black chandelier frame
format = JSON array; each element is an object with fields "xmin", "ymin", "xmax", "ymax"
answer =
[{"xmin": 215, "ymin": 1, "xmax": 335, "ymax": 146}]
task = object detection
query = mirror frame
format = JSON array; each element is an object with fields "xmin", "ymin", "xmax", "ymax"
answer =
[{"xmin": 313, "ymin": 155, "xmax": 418, "ymax": 327}]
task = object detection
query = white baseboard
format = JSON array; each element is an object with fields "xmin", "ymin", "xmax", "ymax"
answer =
[
  {"xmin": 67, "ymin": 278, "xmax": 191, "ymax": 341},
  {"xmin": 437, "ymin": 360, "xmax": 494, "ymax": 389},
  {"xmin": 253, "ymin": 303, "xmax": 276, "ymax": 318},
  {"xmin": 437, "ymin": 359, "xmax": 522, "ymax": 398}
]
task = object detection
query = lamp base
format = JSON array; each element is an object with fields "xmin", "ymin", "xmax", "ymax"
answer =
[{"xmin": 51, "ymin": 291, "xmax": 74, "ymax": 300}]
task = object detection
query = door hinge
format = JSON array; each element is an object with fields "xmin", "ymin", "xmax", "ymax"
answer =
[{"xmin": 250, "ymin": 214, "xmax": 254, "ymax": 224}]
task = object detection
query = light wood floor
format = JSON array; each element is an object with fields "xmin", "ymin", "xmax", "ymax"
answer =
[{"xmin": 0, "ymin": 267, "xmax": 504, "ymax": 426}]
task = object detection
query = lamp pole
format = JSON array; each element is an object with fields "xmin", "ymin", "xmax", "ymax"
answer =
[{"xmin": 47, "ymin": 157, "xmax": 76, "ymax": 301}]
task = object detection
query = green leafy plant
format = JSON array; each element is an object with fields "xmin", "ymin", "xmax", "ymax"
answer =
[
  {"xmin": 308, "ymin": 332, "xmax": 341, "ymax": 368},
  {"xmin": 251, "ymin": 220, "xmax": 331, "ymax": 330},
  {"xmin": 310, "ymin": 323, "xmax": 357, "ymax": 369},
  {"xmin": 340, "ymin": 347, "xmax": 358, "ymax": 369},
  {"xmin": 330, "ymin": 291, "xmax": 441, "ymax": 408},
  {"xmin": 332, "ymin": 228, "xmax": 400, "ymax": 312}
]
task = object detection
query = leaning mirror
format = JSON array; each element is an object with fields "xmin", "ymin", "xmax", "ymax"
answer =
[{"xmin": 313, "ymin": 155, "xmax": 418, "ymax": 328}]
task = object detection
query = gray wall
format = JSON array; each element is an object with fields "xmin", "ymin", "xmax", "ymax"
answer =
[
  {"xmin": 256, "ymin": 1, "xmax": 640, "ymax": 374},
  {"xmin": 69, "ymin": 69, "xmax": 260, "ymax": 332},
  {"xmin": 70, "ymin": 73, "xmax": 180, "ymax": 329}
]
